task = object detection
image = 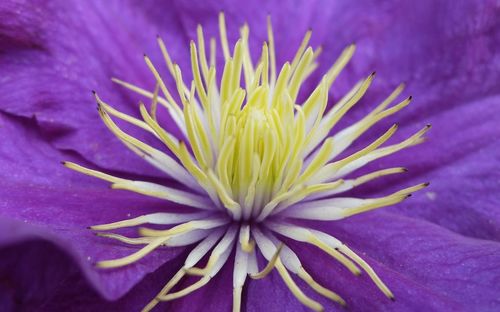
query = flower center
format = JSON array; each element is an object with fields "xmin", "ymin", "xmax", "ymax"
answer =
[{"xmin": 64, "ymin": 12, "xmax": 429, "ymax": 312}]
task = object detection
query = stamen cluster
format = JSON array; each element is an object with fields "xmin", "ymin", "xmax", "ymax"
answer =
[{"xmin": 65, "ymin": 13, "xmax": 428, "ymax": 312}]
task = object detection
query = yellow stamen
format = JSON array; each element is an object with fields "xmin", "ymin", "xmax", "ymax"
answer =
[
  {"xmin": 290, "ymin": 30, "xmax": 312, "ymax": 74},
  {"xmin": 275, "ymin": 259, "xmax": 324, "ymax": 312},
  {"xmin": 91, "ymin": 216, "xmax": 148, "ymax": 231},
  {"xmin": 297, "ymin": 267, "xmax": 346, "ymax": 306},
  {"xmin": 341, "ymin": 183, "xmax": 429, "ymax": 218},
  {"xmin": 196, "ymin": 25, "xmax": 210, "ymax": 83},
  {"xmin": 239, "ymin": 225, "xmax": 255, "ymax": 253},
  {"xmin": 233, "ymin": 286, "xmax": 243, "ymax": 312},
  {"xmin": 97, "ymin": 237, "xmax": 169, "ymax": 269},
  {"xmin": 339, "ymin": 245, "xmax": 395, "ymax": 300},
  {"xmin": 159, "ymin": 276, "xmax": 211, "ymax": 301},
  {"xmin": 143, "ymin": 55, "xmax": 184, "ymax": 122},
  {"xmin": 266, "ymin": 16, "xmax": 276, "ymax": 84},
  {"xmin": 63, "ymin": 161, "xmax": 124, "ymax": 184},
  {"xmin": 95, "ymin": 232, "xmax": 154, "ymax": 245},
  {"xmin": 308, "ymin": 234, "xmax": 361, "ymax": 275},
  {"xmin": 139, "ymin": 218, "xmax": 227, "ymax": 237},
  {"xmin": 150, "ymin": 83, "xmax": 160, "ymax": 120},
  {"xmin": 96, "ymin": 94, "xmax": 156, "ymax": 136},
  {"xmin": 353, "ymin": 167, "xmax": 408, "ymax": 186},
  {"xmin": 250, "ymin": 244, "xmax": 283, "ymax": 279},
  {"xmin": 142, "ymin": 269, "xmax": 186, "ymax": 312},
  {"xmin": 185, "ymin": 249, "xmax": 219, "ymax": 276},
  {"xmin": 218, "ymin": 12, "xmax": 231, "ymax": 60}
]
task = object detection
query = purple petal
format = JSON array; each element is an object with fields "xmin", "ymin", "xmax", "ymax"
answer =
[
  {"xmin": 32, "ymin": 250, "xmax": 234, "ymax": 312},
  {"xmin": 0, "ymin": 221, "xmax": 187, "ymax": 311},
  {"xmin": 290, "ymin": 212, "xmax": 500, "ymax": 311},
  {"xmin": 0, "ymin": 114, "xmax": 187, "ymax": 303},
  {"xmin": 0, "ymin": 0, "xmax": 181, "ymax": 175},
  {"xmin": 345, "ymin": 93, "xmax": 500, "ymax": 241},
  {"xmin": 299, "ymin": 0, "xmax": 500, "ymax": 240},
  {"xmin": 394, "ymin": 95, "xmax": 500, "ymax": 240}
]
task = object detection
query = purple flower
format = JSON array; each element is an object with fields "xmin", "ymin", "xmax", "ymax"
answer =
[{"xmin": 1, "ymin": 1, "xmax": 499, "ymax": 311}]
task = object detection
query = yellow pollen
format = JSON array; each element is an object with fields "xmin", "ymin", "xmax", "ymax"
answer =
[{"xmin": 64, "ymin": 12, "xmax": 430, "ymax": 312}]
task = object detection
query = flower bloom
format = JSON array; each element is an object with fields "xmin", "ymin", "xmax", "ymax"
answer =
[
  {"xmin": 64, "ymin": 13, "xmax": 429, "ymax": 311},
  {"xmin": 1, "ymin": 1, "xmax": 499, "ymax": 312}
]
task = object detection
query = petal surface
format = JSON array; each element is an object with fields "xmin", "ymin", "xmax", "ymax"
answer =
[
  {"xmin": 289, "ymin": 212, "xmax": 500, "ymax": 311},
  {"xmin": 0, "ymin": 113, "xmax": 187, "ymax": 303}
]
